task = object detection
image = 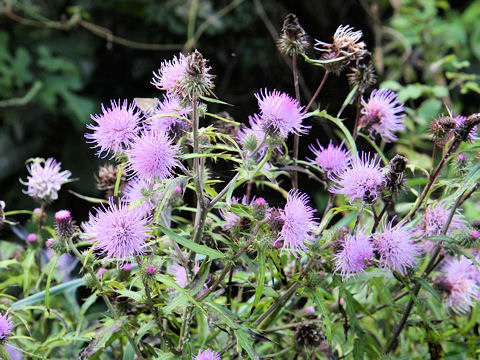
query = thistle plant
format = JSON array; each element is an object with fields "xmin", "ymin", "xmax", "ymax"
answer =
[{"xmin": 2, "ymin": 13, "xmax": 480, "ymax": 360}]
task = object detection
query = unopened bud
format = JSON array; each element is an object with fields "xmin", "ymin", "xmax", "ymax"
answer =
[
  {"xmin": 55, "ymin": 210, "xmax": 77, "ymax": 240},
  {"xmin": 27, "ymin": 233, "xmax": 37, "ymax": 243}
]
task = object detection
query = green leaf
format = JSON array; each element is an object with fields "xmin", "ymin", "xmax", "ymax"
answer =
[
  {"xmin": 45, "ymin": 254, "xmax": 60, "ymax": 309},
  {"xmin": 235, "ymin": 330, "xmax": 261, "ymax": 360},
  {"xmin": 68, "ymin": 190, "xmax": 108, "ymax": 204},
  {"xmin": 158, "ymin": 225, "xmax": 225, "ymax": 259},
  {"xmin": 310, "ymin": 109, "xmax": 357, "ymax": 154},
  {"xmin": 115, "ymin": 289, "xmax": 144, "ymax": 303},
  {"xmin": 252, "ymin": 249, "xmax": 266, "ymax": 309},
  {"xmin": 198, "ymin": 95, "xmax": 232, "ymax": 106}
]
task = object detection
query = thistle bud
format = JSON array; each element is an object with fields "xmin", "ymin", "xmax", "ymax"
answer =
[
  {"xmin": 241, "ymin": 133, "xmax": 258, "ymax": 153},
  {"xmin": 252, "ymin": 197, "xmax": 268, "ymax": 220},
  {"xmin": 122, "ymin": 263, "xmax": 132, "ymax": 272},
  {"xmin": 277, "ymin": 13, "xmax": 309, "ymax": 56},
  {"xmin": 169, "ymin": 186, "xmax": 184, "ymax": 207},
  {"xmin": 97, "ymin": 267, "xmax": 107, "ymax": 278},
  {"xmin": 180, "ymin": 50, "xmax": 215, "ymax": 99},
  {"xmin": 430, "ymin": 116, "xmax": 456, "ymax": 146},
  {"xmin": 49, "ymin": 238, "xmax": 67, "ymax": 254},
  {"xmin": 384, "ymin": 154, "xmax": 408, "ymax": 196},
  {"xmin": 454, "ymin": 227, "xmax": 480, "ymax": 248},
  {"xmin": 54, "ymin": 210, "xmax": 77, "ymax": 240},
  {"xmin": 347, "ymin": 55, "xmax": 376, "ymax": 93},
  {"xmin": 95, "ymin": 164, "xmax": 125, "ymax": 197},
  {"xmin": 31, "ymin": 207, "xmax": 46, "ymax": 223},
  {"xmin": 27, "ymin": 233, "xmax": 37, "ymax": 243},
  {"xmin": 454, "ymin": 153, "xmax": 470, "ymax": 178}
]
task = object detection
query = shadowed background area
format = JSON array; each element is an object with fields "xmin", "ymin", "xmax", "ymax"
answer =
[{"xmin": 1, "ymin": 0, "xmax": 478, "ymax": 226}]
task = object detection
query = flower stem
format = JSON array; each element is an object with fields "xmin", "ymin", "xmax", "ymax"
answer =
[
  {"xmin": 66, "ymin": 237, "xmax": 144, "ymax": 360},
  {"xmin": 305, "ymin": 71, "xmax": 329, "ymax": 112},
  {"xmin": 292, "ymin": 53, "xmax": 301, "ymax": 189}
]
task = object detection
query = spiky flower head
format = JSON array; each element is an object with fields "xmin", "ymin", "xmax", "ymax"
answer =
[
  {"xmin": 275, "ymin": 190, "xmax": 319, "ymax": 257},
  {"xmin": 0, "ymin": 310, "xmax": 13, "ymax": 342},
  {"xmin": 277, "ymin": 13, "xmax": 309, "ymax": 56},
  {"xmin": 20, "ymin": 158, "xmax": 71, "ymax": 204},
  {"xmin": 55, "ymin": 210, "xmax": 76, "ymax": 240},
  {"xmin": 330, "ymin": 152, "xmax": 385, "ymax": 204},
  {"xmin": 27, "ymin": 233, "xmax": 37, "ymax": 242},
  {"xmin": 430, "ymin": 115, "xmax": 456, "ymax": 146},
  {"xmin": 374, "ymin": 219, "xmax": 421, "ymax": 274},
  {"xmin": 294, "ymin": 324, "xmax": 325, "ymax": 348},
  {"xmin": 417, "ymin": 201, "xmax": 467, "ymax": 238},
  {"xmin": 151, "ymin": 53, "xmax": 188, "ymax": 94},
  {"xmin": 149, "ymin": 96, "xmax": 191, "ymax": 135},
  {"xmin": 308, "ymin": 140, "xmax": 350, "ymax": 177},
  {"xmin": 127, "ymin": 130, "xmax": 181, "ymax": 182},
  {"xmin": 86, "ymin": 100, "xmax": 141, "ymax": 158},
  {"xmin": 238, "ymin": 115, "xmax": 267, "ymax": 155},
  {"xmin": 333, "ymin": 230, "xmax": 374, "ymax": 279},
  {"xmin": 82, "ymin": 198, "xmax": 151, "ymax": 264},
  {"xmin": 95, "ymin": 164, "xmax": 125, "ymax": 196},
  {"xmin": 384, "ymin": 154, "xmax": 408, "ymax": 196},
  {"xmin": 180, "ymin": 50, "xmax": 215, "ymax": 99},
  {"xmin": 193, "ymin": 349, "xmax": 221, "ymax": 360},
  {"xmin": 453, "ymin": 115, "xmax": 479, "ymax": 142},
  {"xmin": 254, "ymin": 89, "xmax": 308, "ymax": 138},
  {"xmin": 439, "ymin": 256, "xmax": 479, "ymax": 314},
  {"xmin": 347, "ymin": 55, "xmax": 376, "ymax": 93},
  {"xmin": 360, "ymin": 89, "xmax": 405, "ymax": 142}
]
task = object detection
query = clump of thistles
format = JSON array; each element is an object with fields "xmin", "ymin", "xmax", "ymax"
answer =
[
  {"xmin": 254, "ymin": 89, "xmax": 308, "ymax": 138},
  {"xmin": 374, "ymin": 219, "xmax": 421, "ymax": 274},
  {"xmin": 333, "ymin": 229, "xmax": 374, "ymax": 279},
  {"xmin": 127, "ymin": 130, "xmax": 181, "ymax": 182},
  {"xmin": 359, "ymin": 89, "xmax": 406, "ymax": 142},
  {"xmin": 277, "ymin": 13, "xmax": 309, "ymax": 56},
  {"xmin": 330, "ymin": 152, "xmax": 385, "ymax": 204},
  {"xmin": 0, "ymin": 310, "xmax": 13, "ymax": 342},
  {"xmin": 308, "ymin": 140, "xmax": 350, "ymax": 177},
  {"xmin": 275, "ymin": 190, "xmax": 319, "ymax": 257},
  {"xmin": 151, "ymin": 53, "xmax": 187, "ymax": 94},
  {"xmin": 193, "ymin": 348, "xmax": 221, "ymax": 360},
  {"xmin": 82, "ymin": 198, "xmax": 151, "ymax": 264},
  {"xmin": 85, "ymin": 100, "xmax": 141, "ymax": 158},
  {"xmin": 20, "ymin": 158, "xmax": 71, "ymax": 204}
]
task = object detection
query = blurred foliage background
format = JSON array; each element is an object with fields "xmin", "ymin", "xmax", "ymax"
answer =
[{"xmin": 1, "ymin": 0, "xmax": 479, "ymax": 221}]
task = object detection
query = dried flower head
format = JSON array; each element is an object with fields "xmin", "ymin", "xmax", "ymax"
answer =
[
  {"xmin": 330, "ymin": 152, "xmax": 385, "ymax": 204},
  {"xmin": 384, "ymin": 154, "xmax": 408, "ymax": 195},
  {"xmin": 347, "ymin": 55, "xmax": 376, "ymax": 93},
  {"xmin": 254, "ymin": 89, "xmax": 308, "ymax": 138},
  {"xmin": 294, "ymin": 324, "xmax": 325, "ymax": 348},
  {"xmin": 82, "ymin": 198, "xmax": 151, "ymax": 263},
  {"xmin": 276, "ymin": 190, "xmax": 319, "ymax": 257},
  {"xmin": 360, "ymin": 89, "xmax": 406, "ymax": 142},
  {"xmin": 333, "ymin": 230, "xmax": 374, "ymax": 279},
  {"xmin": 86, "ymin": 100, "xmax": 141, "ymax": 158},
  {"xmin": 308, "ymin": 140, "xmax": 350, "ymax": 177},
  {"xmin": 149, "ymin": 96, "xmax": 191, "ymax": 135},
  {"xmin": 193, "ymin": 349, "xmax": 221, "ymax": 360},
  {"xmin": 151, "ymin": 53, "xmax": 188, "ymax": 94},
  {"xmin": 95, "ymin": 164, "xmax": 125, "ymax": 196},
  {"xmin": 453, "ymin": 115, "xmax": 479, "ymax": 142},
  {"xmin": 374, "ymin": 219, "xmax": 421, "ymax": 274},
  {"xmin": 20, "ymin": 158, "xmax": 71, "ymax": 204},
  {"xmin": 180, "ymin": 50, "xmax": 215, "ymax": 99},
  {"xmin": 127, "ymin": 130, "xmax": 181, "ymax": 182},
  {"xmin": 277, "ymin": 13, "xmax": 309, "ymax": 56},
  {"xmin": 0, "ymin": 310, "xmax": 13, "ymax": 342},
  {"xmin": 430, "ymin": 116, "xmax": 456, "ymax": 146}
]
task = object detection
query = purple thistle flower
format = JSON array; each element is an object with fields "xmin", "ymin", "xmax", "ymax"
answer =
[
  {"xmin": 20, "ymin": 158, "xmax": 71, "ymax": 203},
  {"xmin": 193, "ymin": 349, "xmax": 221, "ymax": 360},
  {"xmin": 454, "ymin": 115, "xmax": 479, "ymax": 141},
  {"xmin": 146, "ymin": 265, "xmax": 156, "ymax": 275},
  {"xmin": 308, "ymin": 140, "xmax": 350, "ymax": 176},
  {"xmin": 238, "ymin": 115, "xmax": 269, "ymax": 154},
  {"xmin": 374, "ymin": 218, "xmax": 421, "ymax": 274},
  {"xmin": 149, "ymin": 96, "xmax": 191, "ymax": 134},
  {"xmin": 82, "ymin": 198, "xmax": 151, "ymax": 263},
  {"xmin": 27, "ymin": 233, "xmax": 37, "ymax": 243},
  {"xmin": 97, "ymin": 267, "xmax": 107, "ymax": 278},
  {"xmin": 151, "ymin": 53, "xmax": 187, "ymax": 94},
  {"xmin": 441, "ymin": 256, "xmax": 479, "ymax": 314},
  {"xmin": 333, "ymin": 230, "xmax": 374, "ymax": 279},
  {"xmin": 330, "ymin": 152, "xmax": 385, "ymax": 204},
  {"xmin": 360, "ymin": 89, "xmax": 406, "ymax": 142},
  {"xmin": 168, "ymin": 263, "xmax": 189, "ymax": 288},
  {"xmin": 127, "ymin": 130, "xmax": 181, "ymax": 182},
  {"xmin": 123, "ymin": 178, "xmax": 161, "ymax": 214},
  {"xmin": 254, "ymin": 89, "xmax": 308, "ymax": 138},
  {"xmin": 85, "ymin": 100, "xmax": 141, "ymax": 158},
  {"xmin": 0, "ymin": 310, "xmax": 13, "ymax": 340},
  {"xmin": 122, "ymin": 263, "xmax": 132, "ymax": 272},
  {"xmin": 418, "ymin": 201, "xmax": 467, "ymax": 238},
  {"xmin": 276, "ymin": 190, "xmax": 319, "ymax": 257}
]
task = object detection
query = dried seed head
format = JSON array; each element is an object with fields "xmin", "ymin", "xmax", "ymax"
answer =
[
  {"xmin": 294, "ymin": 324, "xmax": 325, "ymax": 348},
  {"xmin": 454, "ymin": 113, "xmax": 480, "ymax": 143},
  {"xmin": 347, "ymin": 55, "xmax": 376, "ymax": 93},
  {"xmin": 385, "ymin": 154, "xmax": 408, "ymax": 196},
  {"xmin": 181, "ymin": 50, "xmax": 215, "ymax": 99},
  {"xmin": 429, "ymin": 116, "xmax": 456, "ymax": 146},
  {"xmin": 433, "ymin": 275, "xmax": 453, "ymax": 295},
  {"xmin": 95, "ymin": 164, "xmax": 125, "ymax": 196},
  {"xmin": 277, "ymin": 13, "xmax": 309, "ymax": 56}
]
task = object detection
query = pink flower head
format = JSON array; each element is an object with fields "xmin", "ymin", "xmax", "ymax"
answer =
[
  {"xmin": 454, "ymin": 115, "xmax": 479, "ymax": 142},
  {"xmin": 254, "ymin": 89, "xmax": 308, "ymax": 138},
  {"xmin": 149, "ymin": 96, "xmax": 191, "ymax": 134},
  {"xmin": 418, "ymin": 201, "xmax": 467, "ymax": 238},
  {"xmin": 55, "ymin": 210, "xmax": 71, "ymax": 223},
  {"xmin": 82, "ymin": 197, "xmax": 151, "ymax": 263},
  {"xmin": 193, "ymin": 349, "xmax": 221, "ymax": 360},
  {"xmin": 333, "ymin": 230, "xmax": 374, "ymax": 279},
  {"xmin": 86, "ymin": 100, "xmax": 141, "ymax": 158},
  {"xmin": 127, "ymin": 130, "xmax": 181, "ymax": 182},
  {"xmin": 146, "ymin": 265, "xmax": 156, "ymax": 275},
  {"xmin": 374, "ymin": 218, "xmax": 421, "ymax": 274},
  {"xmin": 441, "ymin": 256, "xmax": 479, "ymax": 314},
  {"xmin": 360, "ymin": 89, "xmax": 405, "ymax": 142},
  {"xmin": 45, "ymin": 238, "xmax": 54, "ymax": 247},
  {"xmin": 122, "ymin": 263, "xmax": 132, "ymax": 272},
  {"xmin": 123, "ymin": 178, "xmax": 161, "ymax": 214},
  {"xmin": 238, "ymin": 115, "xmax": 269, "ymax": 155},
  {"xmin": 151, "ymin": 53, "xmax": 188, "ymax": 94},
  {"xmin": 0, "ymin": 310, "xmax": 13, "ymax": 340},
  {"xmin": 330, "ymin": 152, "xmax": 385, "ymax": 204},
  {"xmin": 276, "ymin": 190, "xmax": 319, "ymax": 257},
  {"xmin": 97, "ymin": 267, "xmax": 107, "ymax": 278},
  {"xmin": 20, "ymin": 158, "xmax": 71, "ymax": 203},
  {"xmin": 27, "ymin": 233, "xmax": 37, "ymax": 243},
  {"xmin": 308, "ymin": 140, "xmax": 350, "ymax": 176},
  {"xmin": 168, "ymin": 263, "xmax": 189, "ymax": 288}
]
